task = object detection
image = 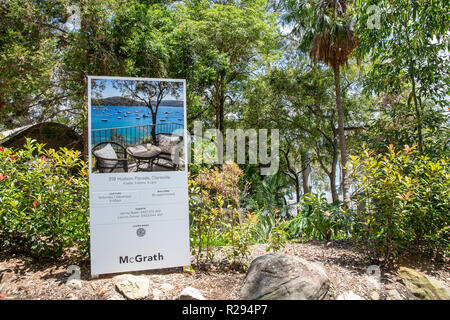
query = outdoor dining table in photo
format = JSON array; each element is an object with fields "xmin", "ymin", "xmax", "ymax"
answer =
[{"xmin": 126, "ymin": 144, "xmax": 161, "ymax": 171}]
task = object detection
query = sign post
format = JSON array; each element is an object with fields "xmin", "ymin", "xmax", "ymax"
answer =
[{"xmin": 88, "ymin": 76, "xmax": 189, "ymax": 276}]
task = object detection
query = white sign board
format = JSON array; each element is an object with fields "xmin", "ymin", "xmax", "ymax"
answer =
[{"xmin": 88, "ymin": 76, "xmax": 189, "ymax": 276}]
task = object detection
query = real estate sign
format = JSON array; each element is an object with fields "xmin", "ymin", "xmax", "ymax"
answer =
[{"xmin": 88, "ymin": 76, "xmax": 189, "ymax": 276}]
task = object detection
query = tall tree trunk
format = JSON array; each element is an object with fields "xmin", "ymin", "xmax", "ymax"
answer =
[
  {"xmin": 301, "ymin": 152, "xmax": 312, "ymax": 194},
  {"xmin": 410, "ymin": 70, "xmax": 423, "ymax": 153},
  {"xmin": 294, "ymin": 176, "xmax": 300, "ymax": 204},
  {"xmin": 405, "ymin": 24, "xmax": 423, "ymax": 154},
  {"xmin": 329, "ymin": 172, "xmax": 338, "ymax": 203},
  {"xmin": 214, "ymin": 81, "xmax": 225, "ymax": 134},
  {"xmin": 333, "ymin": 66, "xmax": 350, "ymax": 207},
  {"xmin": 330, "ymin": 138, "xmax": 339, "ymax": 202},
  {"xmin": 219, "ymin": 103, "xmax": 224, "ymax": 136},
  {"xmin": 215, "ymin": 88, "xmax": 224, "ymax": 164},
  {"xmin": 81, "ymin": 2, "xmax": 89, "ymax": 162},
  {"xmin": 282, "ymin": 149, "xmax": 301, "ymax": 210},
  {"xmin": 215, "ymin": 105, "xmax": 220, "ymax": 130}
]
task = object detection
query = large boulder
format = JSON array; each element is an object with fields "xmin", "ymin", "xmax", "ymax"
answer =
[
  {"xmin": 241, "ymin": 253, "xmax": 330, "ymax": 300},
  {"xmin": 398, "ymin": 267, "xmax": 450, "ymax": 300}
]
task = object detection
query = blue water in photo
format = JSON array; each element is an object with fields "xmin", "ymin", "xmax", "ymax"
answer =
[{"xmin": 91, "ymin": 105, "xmax": 184, "ymax": 146}]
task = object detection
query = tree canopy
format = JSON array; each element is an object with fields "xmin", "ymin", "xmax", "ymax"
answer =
[{"xmin": 0, "ymin": 0, "xmax": 449, "ymax": 208}]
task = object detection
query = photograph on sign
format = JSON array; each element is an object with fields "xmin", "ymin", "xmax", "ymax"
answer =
[
  {"xmin": 90, "ymin": 78, "xmax": 185, "ymax": 173},
  {"xmin": 88, "ymin": 76, "xmax": 190, "ymax": 276}
]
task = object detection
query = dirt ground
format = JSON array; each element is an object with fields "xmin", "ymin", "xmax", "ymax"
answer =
[{"xmin": 0, "ymin": 240, "xmax": 449, "ymax": 300}]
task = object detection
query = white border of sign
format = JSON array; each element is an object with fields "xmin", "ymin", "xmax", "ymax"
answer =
[{"xmin": 88, "ymin": 76, "xmax": 190, "ymax": 276}]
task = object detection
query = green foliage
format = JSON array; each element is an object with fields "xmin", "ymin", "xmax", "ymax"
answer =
[
  {"xmin": 189, "ymin": 162, "xmax": 291, "ymax": 270},
  {"xmin": 241, "ymin": 60, "xmax": 368, "ymax": 203},
  {"xmin": 358, "ymin": 96, "xmax": 450, "ymax": 158},
  {"xmin": 220, "ymin": 212, "xmax": 258, "ymax": 271},
  {"xmin": 283, "ymin": 0, "xmax": 359, "ymax": 206},
  {"xmin": 355, "ymin": 0, "xmax": 449, "ymax": 103},
  {"xmin": 351, "ymin": 145, "xmax": 450, "ymax": 263},
  {"xmin": 0, "ymin": 0, "xmax": 192, "ymax": 130},
  {"xmin": 284, "ymin": 0, "xmax": 358, "ymax": 68},
  {"xmin": 178, "ymin": 0, "xmax": 281, "ymax": 131},
  {"xmin": 286, "ymin": 193, "xmax": 350, "ymax": 241},
  {"xmin": 246, "ymin": 209, "xmax": 288, "ymax": 252},
  {"xmin": 262, "ymin": 216, "xmax": 289, "ymax": 253},
  {"xmin": 0, "ymin": 0, "xmax": 66, "ymax": 128},
  {"xmin": 354, "ymin": 0, "xmax": 450, "ymax": 153},
  {"xmin": 0, "ymin": 139, "xmax": 89, "ymax": 259},
  {"xmin": 249, "ymin": 172, "xmax": 289, "ymax": 213},
  {"xmin": 189, "ymin": 162, "xmax": 254, "ymax": 270},
  {"xmin": 63, "ymin": 0, "xmax": 184, "ymax": 129}
]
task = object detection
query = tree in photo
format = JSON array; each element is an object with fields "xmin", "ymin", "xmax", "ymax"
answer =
[{"xmin": 115, "ymin": 80, "xmax": 183, "ymax": 142}]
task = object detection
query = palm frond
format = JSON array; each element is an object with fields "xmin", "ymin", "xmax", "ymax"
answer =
[{"xmin": 284, "ymin": 0, "xmax": 358, "ymax": 69}]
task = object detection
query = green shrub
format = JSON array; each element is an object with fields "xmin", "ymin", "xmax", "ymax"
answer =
[
  {"xmin": 189, "ymin": 162, "xmax": 254, "ymax": 270},
  {"xmin": 351, "ymin": 145, "xmax": 449, "ymax": 263},
  {"xmin": 0, "ymin": 139, "xmax": 89, "ymax": 259},
  {"xmin": 251, "ymin": 210, "xmax": 288, "ymax": 251},
  {"xmin": 285, "ymin": 193, "xmax": 350, "ymax": 241}
]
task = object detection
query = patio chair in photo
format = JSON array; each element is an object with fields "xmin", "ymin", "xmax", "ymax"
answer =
[
  {"xmin": 154, "ymin": 134, "xmax": 185, "ymax": 171},
  {"xmin": 92, "ymin": 141, "xmax": 129, "ymax": 173}
]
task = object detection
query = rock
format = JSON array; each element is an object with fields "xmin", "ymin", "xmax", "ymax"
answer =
[
  {"xmin": 240, "ymin": 253, "xmax": 330, "ymax": 300},
  {"xmin": 66, "ymin": 293, "xmax": 78, "ymax": 300},
  {"xmin": 364, "ymin": 275, "xmax": 382, "ymax": 291},
  {"xmin": 108, "ymin": 292, "xmax": 126, "ymax": 300},
  {"xmin": 160, "ymin": 283, "xmax": 174, "ymax": 292},
  {"xmin": 370, "ymin": 291, "xmax": 380, "ymax": 300},
  {"xmin": 386, "ymin": 289, "xmax": 402, "ymax": 300},
  {"xmin": 152, "ymin": 288, "xmax": 164, "ymax": 300},
  {"xmin": 336, "ymin": 291, "xmax": 365, "ymax": 300},
  {"xmin": 398, "ymin": 267, "xmax": 450, "ymax": 300},
  {"xmin": 114, "ymin": 275, "xmax": 150, "ymax": 300},
  {"xmin": 175, "ymin": 286, "xmax": 206, "ymax": 300},
  {"xmin": 66, "ymin": 279, "xmax": 82, "ymax": 290}
]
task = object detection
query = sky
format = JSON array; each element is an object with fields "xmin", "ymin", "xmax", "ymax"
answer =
[{"xmin": 92, "ymin": 79, "xmax": 184, "ymax": 101}]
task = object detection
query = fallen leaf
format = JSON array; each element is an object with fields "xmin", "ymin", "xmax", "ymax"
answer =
[{"xmin": 98, "ymin": 285, "xmax": 108, "ymax": 295}]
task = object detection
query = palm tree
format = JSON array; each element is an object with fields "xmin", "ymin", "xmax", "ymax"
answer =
[{"xmin": 283, "ymin": 0, "xmax": 358, "ymax": 207}]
